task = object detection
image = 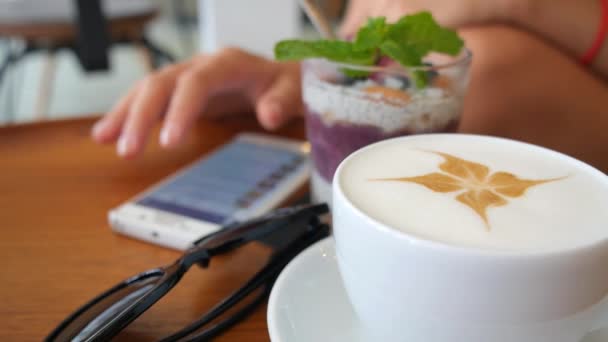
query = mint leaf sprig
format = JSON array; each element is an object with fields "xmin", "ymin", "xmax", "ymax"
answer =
[{"xmin": 274, "ymin": 12, "xmax": 464, "ymax": 88}]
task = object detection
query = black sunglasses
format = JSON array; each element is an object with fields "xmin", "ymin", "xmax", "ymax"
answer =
[{"xmin": 45, "ymin": 204, "xmax": 330, "ymax": 342}]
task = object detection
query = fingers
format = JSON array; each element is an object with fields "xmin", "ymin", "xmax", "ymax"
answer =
[
  {"xmin": 381, "ymin": 2, "xmax": 410, "ymax": 24},
  {"xmin": 159, "ymin": 67, "xmax": 210, "ymax": 148},
  {"xmin": 204, "ymin": 92, "xmax": 252, "ymax": 119},
  {"xmin": 92, "ymin": 63, "xmax": 189, "ymax": 158},
  {"xmin": 117, "ymin": 75, "xmax": 173, "ymax": 158},
  {"xmin": 339, "ymin": 0, "xmax": 370, "ymax": 39},
  {"xmin": 93, "ymin": 47, "xmax": 295, "ymax": 158},
  {"xmin": 91, "ymin": 85, "xmax": 138, "ymax": 144},
  {"xmin": 160, "ymin": 48, "xmax": 263, "ymax": 148},
  {"xmin": 255, "ymin": 63, "xmax": 302, "ymax": 131}
]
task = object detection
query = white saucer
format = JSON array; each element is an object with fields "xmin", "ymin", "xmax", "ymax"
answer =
[{"xmin": 267, "ymin": 237, "xmax": 608, "ymax": 342}]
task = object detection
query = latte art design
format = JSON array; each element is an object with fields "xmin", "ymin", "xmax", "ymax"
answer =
[{"xmin": 375, "ymin": 151, "xmax": 566, "ymax": 229}]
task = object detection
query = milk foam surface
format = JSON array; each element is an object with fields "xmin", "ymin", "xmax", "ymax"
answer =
[{"xmin": 338, "ymin": 135, "xmax": 608, "ymax": 252}]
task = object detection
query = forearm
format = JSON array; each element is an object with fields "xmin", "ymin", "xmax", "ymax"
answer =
[
  {"xmin": 459, "ymin": 25, "xmax": 608, "ymax": 172},
  {"xmin": 509, "ymin": 0, "xmax": 608, "ymax": 77}
]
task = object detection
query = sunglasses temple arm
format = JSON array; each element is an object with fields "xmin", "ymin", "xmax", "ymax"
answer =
[
  {"xmin": 189, "ymin": 204, "xmax": 329, "ymax": 258},
  {"xmin": 160, "ymin": 223, "xmax": 331, "ymax": 342}
]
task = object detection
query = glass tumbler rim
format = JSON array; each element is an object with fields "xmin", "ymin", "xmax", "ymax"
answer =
[{"xmin": 303, "ymin": 48, "xmax": 472, "ymax": 76}]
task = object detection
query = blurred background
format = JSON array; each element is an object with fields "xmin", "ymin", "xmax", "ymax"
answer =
[{"xmin": 0, "ymin": 0, "xmax": 345, "ymax": 124}]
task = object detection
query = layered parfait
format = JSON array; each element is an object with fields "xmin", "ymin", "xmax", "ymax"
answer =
[{"xmin": 276, "ymin": 12, "xmax": 471, "ymax": 204}]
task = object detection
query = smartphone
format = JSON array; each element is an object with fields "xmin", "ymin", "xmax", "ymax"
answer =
[{"xmin": 109, "ymin": 133, "xmax": 310, "ymax": 250}]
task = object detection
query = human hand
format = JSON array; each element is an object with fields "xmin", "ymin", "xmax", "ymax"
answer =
[
  {"xmin": 91, "ymin": 48, "xmax": 302, "ymax": 159},
  {"xmin": 340, "ymin": 0, "xmax": 513, "ymax": 38}
]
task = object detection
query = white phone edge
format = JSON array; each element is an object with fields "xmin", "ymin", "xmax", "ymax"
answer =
[{"xmin": 109, "ymin": 132, "xmax": 311, "ymax": 251}]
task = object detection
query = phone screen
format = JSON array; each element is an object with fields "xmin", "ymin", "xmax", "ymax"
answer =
[{"xmin": 136, "ymin": 139, "xmax": 306, "ymax": 225}]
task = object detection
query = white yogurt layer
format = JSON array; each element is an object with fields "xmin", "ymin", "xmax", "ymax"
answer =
[{"xmin": 303, "ymin": 74, "xmax": 463, "ymax": 133}]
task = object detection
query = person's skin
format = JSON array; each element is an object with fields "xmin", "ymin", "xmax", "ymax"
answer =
[
  {"xmin": 459, "ymin": 25, "xmax": 608, "ymax": 172},
  {"xmin": 92, "ymin": 0, "xmax": 608, "ymax": 171},
  {"xmin": 341, "ymin": 0, "xmax": 608, "ymax": 77},
  {"xmin": 92, "ymin": 48, "xmax": 301, "ymax": 158}
]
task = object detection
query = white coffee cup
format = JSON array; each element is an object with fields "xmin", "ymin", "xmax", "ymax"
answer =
[{"xmin": 332, "ymin": 134, "xmax": 608, "ymax": 342}]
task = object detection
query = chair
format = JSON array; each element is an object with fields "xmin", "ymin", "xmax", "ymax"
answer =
[{"xmin": 0, "ymin": 0, "xmax": 174, "ymax": 121}]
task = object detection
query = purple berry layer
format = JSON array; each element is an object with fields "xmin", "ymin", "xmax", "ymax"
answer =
[{"xmin": 306, "ymin": 109, "xmax": 459, "ymax": 182}]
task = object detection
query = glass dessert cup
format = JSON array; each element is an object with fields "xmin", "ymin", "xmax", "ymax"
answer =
[{"xmin": 302, "ymin": 50, "xmax": 472, "ymax": 205}]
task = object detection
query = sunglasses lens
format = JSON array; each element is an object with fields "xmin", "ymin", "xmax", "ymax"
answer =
[{"xmin": 49, "ymin": 271, "xmax": 164, "ymax": 342}]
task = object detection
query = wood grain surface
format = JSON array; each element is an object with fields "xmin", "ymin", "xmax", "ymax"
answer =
[{"xmin": 0, "ymin": 116, "xmax": 305, "ymax": 341}]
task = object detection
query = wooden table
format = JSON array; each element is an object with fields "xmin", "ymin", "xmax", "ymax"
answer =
[{"xmin": 0, "ymin": 116, "xmax": 305, "ymax": 341}]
